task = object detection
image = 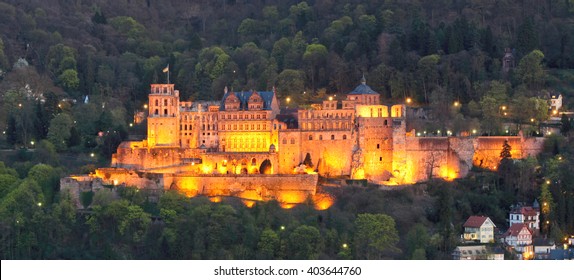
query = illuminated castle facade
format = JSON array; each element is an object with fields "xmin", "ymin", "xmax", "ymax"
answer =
[{"xmin": 111, "ymin": 78, "xmax": 544, "ymax": 185}]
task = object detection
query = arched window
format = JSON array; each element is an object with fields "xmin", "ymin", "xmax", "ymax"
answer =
[
  {"xmin": 164, "ymin": 109, "xmax": 168, "ymax": 115},
  {"xmin": 251, "ymin": 158, "xmax": 257, "ymax": 166},
  {"xmin": 331, "ymin": 135, "xmax": 335, "ymax": 140},
  {"xmin": 282, "ymin": 138, "xmax": 287, "ymax": 144},
  {"xmin": 290, "ymin": 138, "xmax": 295, "ymax": 144},
  {"xmin": 319, "ymin": 135, "xmax": 323, "ymax": 140},
  {"xmin": 154, "ymin": 109, "xmax": 158, "ymax": 115},
  {"xmin": 384, "ymin": 120, "xmax": 388, "ymax": 126},
  {"xmin": 164, "ymin": 99, "xmax": 168, "ymax": 106},
  {"xmin": 155, "ymin": 100, "xmax": 159, "ymax": 106},
  {"xmin": 343, "ymin": 134, "xmax": 347, "ymax": 140},
  {"xmin": 309, "ymin": 135, "xmax": 313, "ymax": 140}
]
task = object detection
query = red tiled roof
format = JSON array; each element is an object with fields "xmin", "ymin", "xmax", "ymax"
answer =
[
  {"xmin": 463, "ymin": 216, "xmax": 489, "ymax": 228},
  {"xmin": 505, "ymin": 223, "xmax": 532, "ymax": 237},
  {"xmin": 511, "ymin": 206, "xmax": 538, "ymax": 217}
]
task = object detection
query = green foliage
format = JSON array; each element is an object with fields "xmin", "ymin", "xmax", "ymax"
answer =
[
  {"xmin": 109, "ymin": 16, "xmax": 145, "ymax": 39},
  {"xmin": 47, "ymin": 113, "xmax": 74, "ymax": 151},
  {"xmin": 257, "ymin": 228, "xmax": 280, "ymax": 259},
  {"xmin": 288, "ymin": 225, "xmax": 321, "ymax": 259},
  {"xmin": 353, "ymin": 213, "xmax": 400, "ymax": 259},
  {"xmin": 515, "ymin": 50, "xmax": 546, "ymax": 90}
]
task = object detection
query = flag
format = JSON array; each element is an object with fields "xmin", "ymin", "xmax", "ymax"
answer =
[{"xmin": 162, "ymin": 64, "xmax": 169, "ymax": 73}]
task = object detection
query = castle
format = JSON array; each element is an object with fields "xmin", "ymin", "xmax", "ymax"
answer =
[
  {"xmin": 112, "ymin": 77, "xmax": 544, "ymax": 183},
  {"xmin": 62, "ymin": 78, "xmax": 545, "ymax": 208}
]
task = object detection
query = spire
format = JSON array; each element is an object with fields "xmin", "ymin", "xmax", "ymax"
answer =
[
  {"xmin": 361, "ymin": 74, "xmax": 366, "ymax": 85},
  {"xmin": 224, "ymin": 86, "xmax": 228, "ymax": 94}
]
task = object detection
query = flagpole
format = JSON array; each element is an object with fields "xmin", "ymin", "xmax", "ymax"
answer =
[{"xmin": 167, "ymin": 64, "xmax": 170, "ymax": 84}]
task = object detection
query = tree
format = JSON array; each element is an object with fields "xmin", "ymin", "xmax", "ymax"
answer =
[
  {"xmin": 288, "ymin": 225, "xmax": 321, "ymax": 259},
  {"xmin": 47, "ymin": 113, "xmax": 74, "ymax": 151},
  {"xmin": 353, "ymin": 213, "xmax": 400, "ymax": 259},
  {"xmin": 58, "ymin": 69, "xmax": 80, "ymax": 91},
  {"xmin": 303, "ymin": 44, "xmax": 328, "ymax": 92},
  {"xmin": 515, "ymin": 50, "xmax": 546, "ymax": 91},
  {"xmin": 276, "ymin": 69, "xmax": 305, "ymax": 98},
  {"xmin": 500, "ymin": 140, "xmax": 512, "ymax": 160},
  {"xmin": 257, "ymin": 228, "xmax": 280, "ymax": 259},
  {"xmin": 417, "ymin": 54, "xmax": 440, "ymax": 103}
]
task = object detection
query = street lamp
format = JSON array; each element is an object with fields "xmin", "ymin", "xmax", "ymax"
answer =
[
  {"xmin": 453, "ymin": 101, "xmax": 460, "ymax": 107},
  {"xmin": 406, "ymin": 97, "xmax": 412, "ymax": 104}
]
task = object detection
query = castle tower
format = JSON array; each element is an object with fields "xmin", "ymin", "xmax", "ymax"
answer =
[{"xmin": 147, "ymin": 84, "xmax": 180, "ymax": 147}]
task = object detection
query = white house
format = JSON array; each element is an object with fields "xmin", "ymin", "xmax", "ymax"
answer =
[
  {"xmin": 503, "ymin": 223, "xmax": 533, "ymax": 258},
  {"xmin": 509, "ymin": 205, "xmax": 540, "ymax": 235},
  {"xmin": 533, "ymin": 238, "xmax": 556, "ymax": 260},
  {"xmin": 550, "ymin": 94, "xmax": 563, "ymax": 111},
  {"xmin": 463, "ymin": 216, "xmax": 496, "ymax": 243}
]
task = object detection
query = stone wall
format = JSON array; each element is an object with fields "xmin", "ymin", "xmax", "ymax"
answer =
[{"xmin": 168, "ymin": 173, "xmax": 318, "ymax": 203}]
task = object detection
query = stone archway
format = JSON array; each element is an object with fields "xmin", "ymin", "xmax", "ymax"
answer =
[{"xmin": 260, "ymin": 159, "xmax": 272, "ymax": 174}]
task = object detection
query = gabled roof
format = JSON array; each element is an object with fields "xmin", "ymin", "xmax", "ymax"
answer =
[
  {"xmin": 220, "ymin": 90, "xmax": 275, "ymax": 111},
  {"xmin": 510, "ymin": 206, "xmax": 538, "ymax": 217},
  {"xmin": 348, "ymin": 76, "xmax": 378, "ymax": 95},
  {"xmin": 504, "ymin": 223, "xmax": 532, "ymax": 237},
  {"xmin": 463, "ymin": 216, "xmax": 494, "ymax": 228}
]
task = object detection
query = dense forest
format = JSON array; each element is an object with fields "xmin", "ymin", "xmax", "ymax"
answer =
[
  {"xmin": 0, "ymin": 0, "xmax": 574, "ymax": 260},
  {"xmin": 1, "ymin": 0, "xmax": 574, "ymax": 150}
]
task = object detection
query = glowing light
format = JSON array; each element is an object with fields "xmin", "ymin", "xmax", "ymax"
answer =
[
  {"xmin": 280, "ymin": 226, "xmax": 286, "ymax": 231},
  {"xmin": 37, "ymin": 202, "xmax": 42, "ymax": 207},
  {"xmin": 90, "ymin": 153, "xmax": 95, "ymax": 158},
  {"xmin": 342, "ymin": 243, "xmax": 348, "ymax": 249},
  {"xmin": 453, "ymin": 101, "xmax": 460, "ymax": 107},
  {"xmin": 286, "ymin": 97, "xmax": 291, "ymax": 103},
  {"xmin": 329, "ymin": 96, "xmax": 333, "ymax": 101},
  {"xmin": 312, "ymin": 193, "xmax": 334, "ymax": 210},
  {"xmin": 553, "ymin": 110, "xmax": 558, "ymax": 115},
  {"xmin": 242, "ymin": 200, "xmax": 255, "ymax": 208},
  {"xmin": 406, "ymin": 97, "xmax": 412, "ymax": 104},
  {"xmin": 129, "ymin": 123, "xmax": 133, "ymax": 127},
  {"xmin": 280, "ymin": 203, "xmax": 296, "ymax": 209},
  {"xmin": 546, "ymin": 180, "xmax": 550, "ymax": 184},
  {"xmin": 30, "ymin": 141, "xmax": 35, "ymax": 146},
  {"xmin": 530, "ymin": 118, "xmax": 535, "ymax": 123},
  {"xmin": 201, "ymin": 164, "xmax": 213, "ymax": 174},
  {"xmin": 143, "ymin": 104, "xmax": 148, "ymax": 109},
  {"xmin": 472, "ymin": 129, "xmax": 477, "ymax": 134},
  {"xmin": 113, "ymin": 179, "xmax": 118, "ymax": 186},
  {"xmin": 501, "ymin": 106, "xmax": 507, "ymax": 110},
  {"xmin": 209, "ymin": 196, "xmax": 222, "ymax": 203}
]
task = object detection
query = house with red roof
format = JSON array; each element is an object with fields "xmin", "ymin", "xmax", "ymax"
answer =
[
  {"xmin": 503, "ymin": 223, "xmax": 533, "ymax": 259},
  {"xmin": 463, "ymin": 216, "xmax": 496, "ymax": 243},
  {"xmin": 509, "ymin": 202, "xmax": 540, "ymax": 236}
]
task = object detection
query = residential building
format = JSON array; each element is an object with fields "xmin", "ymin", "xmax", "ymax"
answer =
[{"xmin": 463, "ymin": 216, "xmax": 496, "ymax": 243}]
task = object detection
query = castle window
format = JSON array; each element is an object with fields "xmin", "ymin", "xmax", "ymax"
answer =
[
  {"xmin": 380, "ymin": 157, "xmax": 382, "ymax": 162},
  {"xmin": 290, "ymin": 138, "xmax": 295, "ymax": 144},
  {"xmin": 274, "ymin": 124, "xmax": 277, "ymax": 130},
  {"xmin": 319, "ymin": 135, "xmax": 323, "ymax": 140},
  {"xmin": 377, "ymin": 144, "xmax": 380, "ymax": 149},
  {"xmin": 234, "ymin": 124, "xmax": 237, "ymax": 130},
  {"xmin": 343, "ymin": 135, "xmax": 347, "ymax": 140},
  {"xmin": 251, "ymin": 158, "xmax": 257, "ymax": 166},
  {"xmin": 164, "ymin": 99, "xmax": 168, "ymax": 106},
  {"xmin": 282, "ymin": 138, "xmax": 287, "ymax": 144},
  {"xmin": 164, "ymin": 109, "xmax": 168, "ymax": 115},
  {"xmin": 251, "ymin": 124, "xmax": 255, "ymax": 130},
  {"xmin": 263, "ymin": 124, "xmax": 267, "ymax": 130},
  {"xmin": 184, "ymin": 124, "xmax": 188, "ymax": 130},
  {"xmin": 309, "ymin": 135, "xmax": 313, "ymax": 140},
  {"xmin": 331, "ymin": 135, "xmax": 335, "ymax": 140},
  {"xmin": 155, "ymin": 100, "xmax": 159, "ymax": 106},
  {"xmin": 154, "ymin": 109, "xmax": 158, "ymax": 115},
  {"xmin": 202, "ymin": 124, "xmax": 205, "ymax": 130}
]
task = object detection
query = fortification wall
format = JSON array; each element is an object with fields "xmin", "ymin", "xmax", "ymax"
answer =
[
  {"xmin": 168, "ymin": 173, "xmax": 318, "ymax": 203},
  {"xmin": 400, "ymin": 135, "xmax": 545, "ymax": 183}
]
